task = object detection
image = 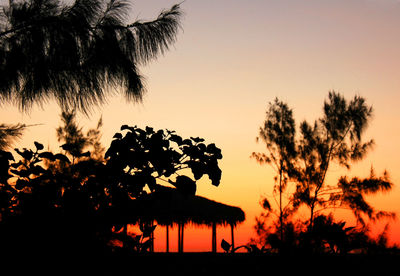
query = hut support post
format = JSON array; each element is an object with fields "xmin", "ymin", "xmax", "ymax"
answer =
[
  {"xmin": 181, "ymin": 223, "xmax": 184, "ymax": 252},
  {"xmin": 178, "ymin": 223, "xmax": 181, "ymax": 252},
  {"xmin": 178, "ymin": 223, "xmax": 184, "ymax": 253},
  {"xmin": 230, "ymin": 223, "xmax": 235, "ymax": 251},
  {"xmin": 166, "ymin": 225, "xmax": 169, "ymax": 253},
  {"xmin": 212, "ymin": 222, "xmax": 217, "ymax": 253},
  {"xmin": 150, "ymin": 221, "xmax": 154, "ymax": 253}
]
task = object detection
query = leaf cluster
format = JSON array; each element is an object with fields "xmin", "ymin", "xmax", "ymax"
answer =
[
  {"xmin": 105, "ymin": 125, "xmax": 222, "ymax": 201},
  {"xmin": 112, "ymin": 222, "xmax": 157, "ymax": 253}
]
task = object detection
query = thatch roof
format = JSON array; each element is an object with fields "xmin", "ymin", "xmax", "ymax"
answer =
[{"xmin": 123, "ymin": 186, "xmax": 245, "ymax": 227}]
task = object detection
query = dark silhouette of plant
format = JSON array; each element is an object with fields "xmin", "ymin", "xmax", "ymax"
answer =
[
  {"xmin": 56, "ymin": 109, "xmax": 105, "ymax": 162},
  {"xmin": 293, "ymin": 91, "xmax": 393, "ymax": 229},
  {"xmin": 86, "ymin": 115, "xmax": 105, "ymax": 161},
  {"xmin": 0, "ymin": 123, "xmax": 27, "ymax": 150},
  {"xmin": 94, "ymin": 125, "xmax": 223, "ymax": 249},
  {"xmin": 0, "ymin": 0, "xmax": 182, "ymax": 113},
  {"xmin": 104, "ymin": 125, "xmax": 222, "ymax": 203},
  {"xmin": 251, "ymin": 212, "xmax": 304, "ymax": 254},
  {"xmin": 0, "ymin": 125, "xmax": 223, "ymax": 256},
  {"xmin": 221, "ymin": 239, "xmax": 252, "ymax": 253},
  {"xmin": 112, "ymin": 222, "xmax": 157, "ymax": 253},
  {"xmin": 251, "ymin": 98, "xmax": 297, "ymax": 245},
  {"xmin": 251, "ymin": 92, "xmax": 396, "ymax": 254},
  {"xmin": 298, "ymin": 214, "xmax": 365, "ymax": 254},
  {"xmin": 330, "ymin": 168, "xmax": 394, "ymax": 225}
]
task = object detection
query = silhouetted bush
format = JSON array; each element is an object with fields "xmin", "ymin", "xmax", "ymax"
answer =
[{"xmin": 0, "ymin": 125, "xmax": 223, "ymax": 257}]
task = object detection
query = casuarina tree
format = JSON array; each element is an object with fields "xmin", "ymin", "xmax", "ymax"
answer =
[
  {"xmin": 252, "ymin": 98, "xmax": 297, "ymax": 244},
  {"xmin": 56, "ymin": 109, "xmax": 105, "ymax": 162},
  {"xmin": 0, "ymin": 0, "xmax": 182, "ymax": 113},
  {"xmin": 0, "ymin": 123, "xmax": 27, "ymax": 150},
  {"xmin": 251, "ymin": 92, "xmax": 395, "ymax": 253},
  {"xmin": 293, "ymin": 91, "xmax": 393, "ymax": 229}
]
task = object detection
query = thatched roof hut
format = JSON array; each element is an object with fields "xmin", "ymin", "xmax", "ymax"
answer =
[
  {"xmin": 122, "ymin": 186, "xmax": 245, "ymax": 252},
  {"xmin": 128, "ymin": 186, "xmax": 245, "ymax": 227}
]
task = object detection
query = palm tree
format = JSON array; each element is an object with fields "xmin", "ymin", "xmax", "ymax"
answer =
[{"xmin": 0, "ymin": 0, "xmax": 182, "ymax": 113}]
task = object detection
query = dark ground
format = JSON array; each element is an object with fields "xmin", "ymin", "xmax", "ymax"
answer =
[
  {"xmin": 113, "ymin": 253, "xmax": 400, "ymax": 275},
  {"xmin": 8, "ymin": 252, "xmax": 399, "ymax": 275}
]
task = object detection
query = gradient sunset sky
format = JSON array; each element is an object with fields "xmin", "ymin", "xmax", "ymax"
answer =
[{"xmin": 1, "ymin": 0, "xmax": 400, "ymax": 251}]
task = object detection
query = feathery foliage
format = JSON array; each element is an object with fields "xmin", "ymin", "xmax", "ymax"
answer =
[
  {"xmin": 56, "ymin": 109, "xmax": 104, "ymax": 161},
  {"xmin": 0, "ymin": 123, "xmax": 27, "ymax": 150},
  {"xmin": 252, "ymin": 92, "xmax": 395, "ymax": 253},
  {"xmin": 0, "ymin": 0, "xmax": 182, "ymax": 113},
  {"xmin": 293, "ymin": 91, "xmax": 378, "ymax": 228},
  {"xmin": 251, "ymin": 98, "xmax": 297, "ymax": 244}
]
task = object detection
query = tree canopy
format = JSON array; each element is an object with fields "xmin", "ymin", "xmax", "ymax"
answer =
[{"xmin": 0, "ymin": 0, "xmax": 182, "ymax": 113}]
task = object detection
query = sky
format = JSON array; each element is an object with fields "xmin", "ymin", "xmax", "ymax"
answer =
[{"xmin": 2, "ymin": 0, "xmax": 400, "ymax": 252}]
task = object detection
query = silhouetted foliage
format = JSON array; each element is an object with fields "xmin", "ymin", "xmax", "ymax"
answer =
[
  {"xmin": 56, "ymin": 109, "xmax": 105, "ymax": 162},
  {"xmin": 251, "ymin": 213, "xmax": 399, "ymax": 255},
  {"xmin": 252, "ymin": 98, "xmax": 297, "ymax": 245},
  {"xmin": 105, "ymin": 125, "xmax": 222, "ymax": 201},
  {"xmin": 0, "ymin": 123, "xmax": 27, "ymax": 150},
  {"xmin": 103, "ymin": 125, "xmax": 223, "ymax": 233},
  {"xmin": 0, "ymin": 143, "xmax": 103, "ymax": 257},
  {"xmin": 0, "ymin": 0, "xmax": 182, "ymax": 113},
  {"xmin": 221, "ymin": 238, "xmax": 251, "ymax": 253},
  {"xmin": 0, "ymin": 124, "xmax": 222, "ymax": 256},
  {"xmin": 292, "ymin": 92, "xmax": 393, "ymax": 228},
  {"xmin": 112, "ymin": 222, "xmax": 157, "ymax": 253},
  {"xmin": 251, "ymin": 91, "xmax": 396, "ymax": 254}
]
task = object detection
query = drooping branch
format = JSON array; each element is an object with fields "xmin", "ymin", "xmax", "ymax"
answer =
[{"xmin": 0, "ymin": 0, "xmax": 183, "ymax": 113}]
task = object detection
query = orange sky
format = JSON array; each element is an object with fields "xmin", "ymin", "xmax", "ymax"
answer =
[{"xmin": 2, "ymin": 0, "xmax": 400, "ymax": 252}]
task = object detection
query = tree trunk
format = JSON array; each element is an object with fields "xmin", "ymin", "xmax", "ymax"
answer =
[
  {"xmin": 279, "ymin": 163, "xmax": 283, "ymax": 245},
  {"xmin": 309, "ymin": 202, "xmax": 315, "ymax": 230}
]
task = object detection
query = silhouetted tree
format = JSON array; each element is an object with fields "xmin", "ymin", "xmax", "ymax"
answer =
[
  {"xmin": 251, "ymin": 92, "xmax": 395, "ymax": 254},
  {"xmin": 56, "ymin": 109, "xmax": 105, "ymax": 162},
  {"xmin": 293, "ymin": 91, "xmax": 393, "ymax": 229},
  {"xmin": 86, "ymin": 115, "xmax": 105, "ymax": 161},
  {"xmin": 251, "ymin": 98, "xmax": 296, "ymax": 245},
  {"xmin": 0, "ymin": 0, "xmax": 182, "ymax": 113}
]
